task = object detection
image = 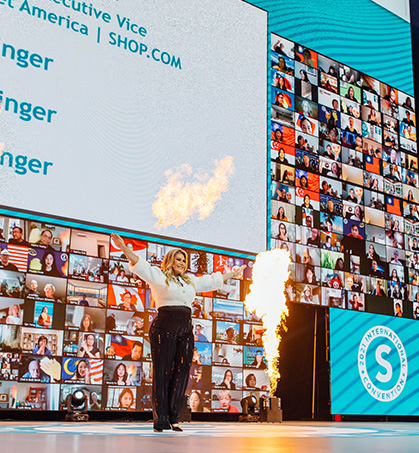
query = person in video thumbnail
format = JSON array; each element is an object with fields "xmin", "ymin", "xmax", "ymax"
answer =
[
  {"xmin": 273, "ymin": 40, "xmax": 286, "ymax": 55},
  {"xmin": 251, "ymin": 350, "xmax": 267, "ymax": 370},
  {"xmin": 37, "ymin": 306, "xmax": 52, "ymax": 328},
  {"xmin": 272, "ymin": 56, "xmax": 291, "ymax": 74},
  {"xmin": 79, "ymin": 294, "xmax": 89, "ymax": 306},
  {"xmin": 0, "ymin": 249, "xmax": 18, "ymax": 271},
  {"xmin": 105, "ymin": 346, "xmax": 116, "ymax": 358},
  {"xmin": 79, "ymin": 314, "xmax": 95, "ymax": 332},
  {"xmin": 71, "ymin": 359, "xmax": 90, "ymax": 383},
  {"xmin": 274, "ymin": 128, "xmax": 283, "ymax": 143},
  {"xmin": 348, "ymin": 224, "xmax": 363, "ymax": 240},
  {"xmin": 217, "ymin": 390, "xmax": 239, "ymax": 413},
  {"xmin": 369, "ymin": 260, "xmax": 383, "ymax": 278},
  {"xmin": 245, "ymin": 373, "xmax": 259, "ymax": 390},
  {"xmin": 277, "ymin": 206, "xmax": 287, "ymax": 221},
  {"xmin": 119, "ymin": 290, "xmax": 136, "ymax": 311},
  {"xmin": 276, "ymin": 223, "xmax": 289, "ymax": 242},
  {"xmin": 33, "ymin": 335, "xmax": 52, "ymax": 356},
  {"xmin": 370, "ymin": 280, "xmax": 385, "ymax": 296},
  {"xmin": 303, "ymin": 265, "xmax": 317, "ymax": 285},
  {"xmin": 122, "ymin": 341, "xmax": 143, "ymax": 361},
  {"xmin": 349, "ymin": 293, "xmax": 363, "ymax": 311},
  {"xmin": 22, "ymin": 359, "xmax": 50, "ymax": 382},
  {"xmin": 275, "ymin": 148, "xmax": 288, "ymax": 164},
  {"xmin": 90, "ymin": 392, "xmax": 101, "ymax": 411},
  {"xmin": 394, "ymin": 302, "xmax": 403, "ymax": 317},
  {"xmin": 299, "ymin": 69, "xmax": 309, "ymax": 82},
  {"xmin": 26, "ymin": 279, "xmax": 40, "ymax": 298},
  {"xmin": 118, "ymin": 388, "xmax": 134, "ymax": 410},
  {"xmin": 219, "ymin": 369, "xmax": 236, "ymax": 390},
  {"xmin": 366, "ymin": 245, "xmax": 380, "ymax": 262},
  {"xmin": 113, "ymin": 363, "xmax": 132, "ymax": 386},
  {"xmin": 307, "ymin": 228, "xmax": 320, "ymax": 247},
  {"xmin": 402, "ymin": 96, "xmax": 413, "ymax": 110},
  {"xmin": 302, "ymin": 48, "xmax": 314, "ymax": 67},
  {"xmin": 324, "ymin": 144, "xmax": 335, "ymax": 160},
  {"xmin": 345, "ymin": 86, "xmax": 357, "ymax": 102},
  {"xmin": 189, "ymin": 391, "xmax": 210, "ymax": 413},
  {"xmin": 78, "ymin": 334, "xmax": 100, "ymax": 358},
  {"xmin": 41, "ymin": 252, "xmax": 61, "ymax": 277},
  {"xmin": 275, "ymin": 91, "xmax": 290, "ymax": 109},
  {"xmin": 116, "ymin": 269, "xmax": 129, "ymax": 283},
  {"xmin": 194, "ymin": 323, "xmax": 208, "ymax": 342},
  {"xmin": 299, "ymin": 174, "xmax": 308, "ymax": 189},
  {"xmin": 9, "ymin": 226, "xmax": 29, "ymax": 246},
  {"xmin": 302, "ymin": 194, "xmax": 313, "ymax": 210},
  {"xmin": 130, "ymin": 317, "xmax": 144, "ymax": 336},
  {"xmin": 6, "ymin": 304, "xmax": 21, "ymax": 325},
  {"xmin": 37, "ymin": 230, "xmax": 55, "ymax": 250},
  {"xmin": 300, "ymin": 117, "xmax": 312, "ymax": 134},
  {"xmin": 384, "ymin": 87, "xmax": 397, "ymax": 104},
  {"xmin": 111, "ymin": 233, "xmax": 245, "ymax": 432}
]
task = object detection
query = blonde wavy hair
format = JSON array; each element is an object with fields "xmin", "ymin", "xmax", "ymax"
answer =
[{"xmin": 161, "ymin": 248, "xmax": 194, "ymax": 287}]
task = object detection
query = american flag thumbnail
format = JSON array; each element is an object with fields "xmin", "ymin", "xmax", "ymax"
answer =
[
  {"xmin": 89, "ymin": 359, "xmax": 103, "ymax": 384},
  {"xmin": 8, "ymin": 245, "xmax": 28, "ymax": 272}
]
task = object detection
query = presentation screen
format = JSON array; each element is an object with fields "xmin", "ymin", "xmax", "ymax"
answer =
[
  {"xmin": 330, "ymin": 308, "xmax": 419, "ymax": 416},
  {"xmin": 268, "ymin": 34, "xmax": 418, "ymax": 320},
  {"xmin": 0, "ymin": 0, "xmax": 267, "ymax": 254}
]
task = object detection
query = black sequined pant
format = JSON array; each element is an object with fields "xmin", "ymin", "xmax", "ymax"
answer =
[{"xmin": 149, "ymin": 306, "xmax": 194, "ymax": 428}]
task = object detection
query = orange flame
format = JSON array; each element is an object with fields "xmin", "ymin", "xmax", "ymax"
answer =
[
  {"xmin": 153, "ymin": 156, "xmax": 234, "ymax": 228},
  {"xmin": 243, "ymin": 249, "xmax": 290, "ymax": 395}
]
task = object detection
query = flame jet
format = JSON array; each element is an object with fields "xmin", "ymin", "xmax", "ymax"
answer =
[
  {"xmin": 153, "ymin": 156, "xmax": 234, "ymax": 228},
  {"xmin": 243, "ymin": 248, "xmax": 290, "ymax": 394}
]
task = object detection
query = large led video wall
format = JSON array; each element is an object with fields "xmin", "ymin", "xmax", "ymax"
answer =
[
  {"xmin": 270, "ymin": 34, "xmax": 418, "ymax": 319},
  {"xmin": 0, "ymin": 212, "xmax": 269, "ymax": 412}
]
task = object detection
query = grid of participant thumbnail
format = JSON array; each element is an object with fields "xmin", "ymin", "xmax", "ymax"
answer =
[
  {"xmin": 0, "ymin": 214, "xmax": 268, "ymax": 412},
  {"xmin": 270, "ymin": 33, "xmax": 418, "ymax": 318}
]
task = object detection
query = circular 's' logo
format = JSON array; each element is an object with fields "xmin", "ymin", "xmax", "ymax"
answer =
[{"xmin": 358, "ymin": 325, "xmax": 408, "ymax": 402}]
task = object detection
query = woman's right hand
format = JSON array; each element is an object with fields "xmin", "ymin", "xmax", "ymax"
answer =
[{"xmin": 111, "ymin": 233, "xmax": 125, "ymax": 250}]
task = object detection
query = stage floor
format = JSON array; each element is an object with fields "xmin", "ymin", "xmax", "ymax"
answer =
[{"xmin": 1, "ymin": 421, "xmax": 419, "ymax": 452}]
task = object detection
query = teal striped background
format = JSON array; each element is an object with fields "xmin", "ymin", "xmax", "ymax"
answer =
[
  {"xmin": 330, "ymin": 308, "xmax": 419, "ymax": 415},
  {"xmin": 249, "ymin": 0, "xmax": 414, "ymax": 95}
]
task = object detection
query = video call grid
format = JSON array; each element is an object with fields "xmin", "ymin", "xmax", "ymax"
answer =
[
  {"xmin": 269, "ymin": 33, "xmax": 418, "ymax": 320},
  {"xmin": 0, "ymin": 216, "xmax": 268, "ymax": 412}
]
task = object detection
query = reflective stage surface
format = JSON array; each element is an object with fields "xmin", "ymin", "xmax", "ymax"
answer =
[{"xmin": 0, "ymin": 421, "xmax": 418, "ymax": 452}]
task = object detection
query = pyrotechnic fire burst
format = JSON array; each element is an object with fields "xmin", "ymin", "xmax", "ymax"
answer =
[
  {"xmin": 152, "ymin": 156, "xmax": 234, "ymax": 228},
  {"xmin": 243, "ymin": 248, "xmax": 290, "ymax": 395}
]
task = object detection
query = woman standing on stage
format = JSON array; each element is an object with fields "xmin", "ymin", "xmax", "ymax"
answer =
[{"xmin": 111, "ymin": 233, "xmax": 245, "ymax": 432}]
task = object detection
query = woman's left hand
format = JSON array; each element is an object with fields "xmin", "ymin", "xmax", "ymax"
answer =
[{"xmin": 233, "ymin": 264, "xmax": 247, "ymax": 278}]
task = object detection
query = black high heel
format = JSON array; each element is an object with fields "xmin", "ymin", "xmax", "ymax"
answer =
[
  {"xmin": 171, "ymin": 423, "xmax": 183, "ymax": 432},
  {"xmin": 153, "ymin": 416, "xmax": 171, "ymax": 432}
]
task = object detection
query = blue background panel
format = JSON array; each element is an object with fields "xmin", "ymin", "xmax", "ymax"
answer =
[
  {"xmin": 249, "ymin": 0, "xmax": 414, "ymax": 95},
  {"xmin": 330, "ymin": 308, "xmax": 419, "ymax": 416}
]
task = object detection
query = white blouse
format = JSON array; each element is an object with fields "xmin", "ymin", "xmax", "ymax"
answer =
[{"xmin": 129, "ymin": 257, "xmax": 223, "ymax": 309}]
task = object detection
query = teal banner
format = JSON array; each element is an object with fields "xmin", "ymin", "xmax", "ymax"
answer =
[
  {"xmin": 249, "ymin": 0, "xmax": 414, "ymax": 95},
  {"xmin": 330, "ymin": 308, "xmax": 419, "ymax": 415}
]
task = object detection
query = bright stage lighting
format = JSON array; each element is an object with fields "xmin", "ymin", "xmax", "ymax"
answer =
[
  {"xmin": 65, "ymin": 390, "xmax": 89, "ymax": 422},
  {"xmin": 240, "ymin": 395, "xmax": 257, "ymax": 414},
  {"xmin": 239, "ymin": 395, "xmax": 259, "ymax": 422}
]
